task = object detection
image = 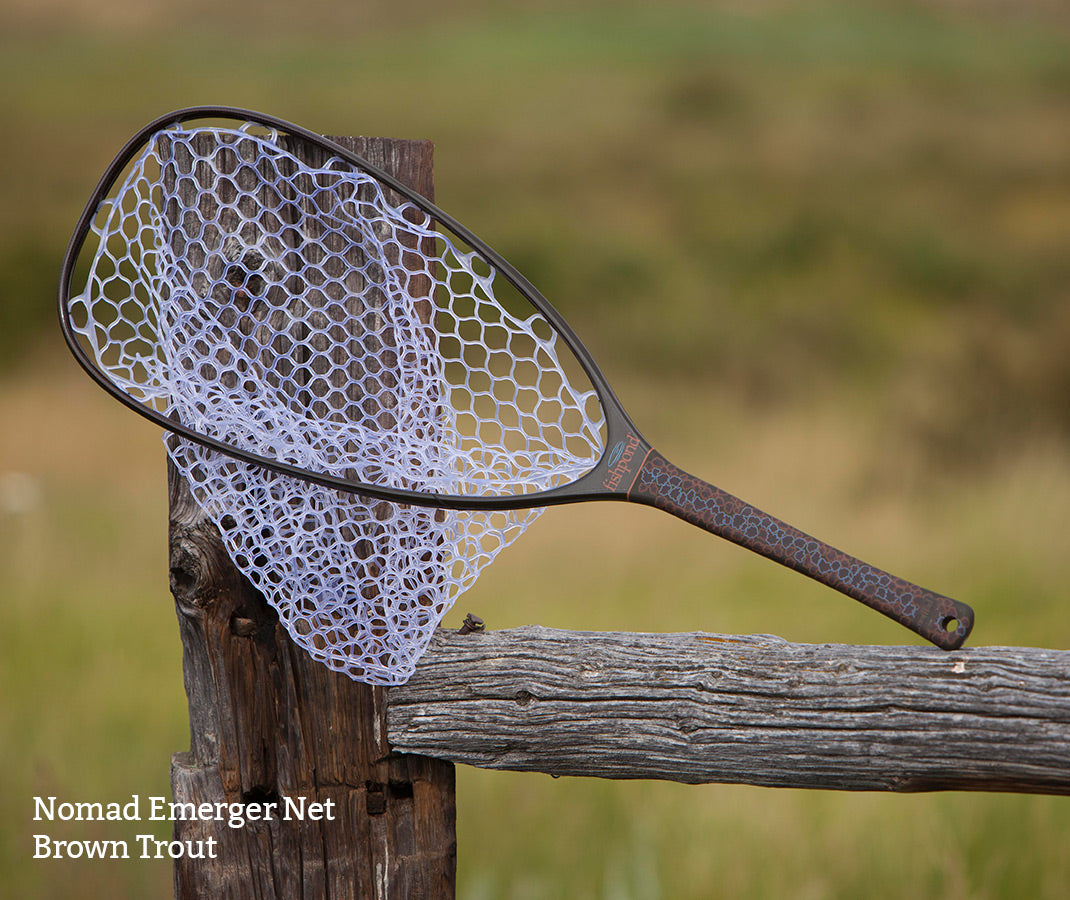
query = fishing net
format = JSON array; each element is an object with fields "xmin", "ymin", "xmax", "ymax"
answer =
[{"xmin": 66, "ymin": 123, "xmax": 607, "ymax": 684}]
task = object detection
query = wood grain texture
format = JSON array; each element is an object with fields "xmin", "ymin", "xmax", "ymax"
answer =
[
  {"xmin": 167, "ymin": 134, "xmax": 456, "ymax": 900},
  {"xmin": 386, "ymin": 626, "xmax": 1070, "ymax": 794}
]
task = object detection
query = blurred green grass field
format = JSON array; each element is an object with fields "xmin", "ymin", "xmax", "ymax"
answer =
[{"xmin": 2, "ymin": 1, "xmax": 1069, "ymax": 897}]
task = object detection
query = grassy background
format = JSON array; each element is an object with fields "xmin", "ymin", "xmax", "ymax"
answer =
[{"xmin": 2, "ymin": 0, "xmax": 1069, "ymax": 897}]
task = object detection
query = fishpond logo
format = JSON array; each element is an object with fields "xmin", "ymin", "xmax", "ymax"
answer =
[{"xmin": 602, "ymin": 433, "xmax": 643, "ymax": 491}]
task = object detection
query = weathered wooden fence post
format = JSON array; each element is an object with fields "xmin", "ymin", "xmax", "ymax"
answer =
[{"xmin": 167, "ymin": 135, "xmax": 456, "ymax": 900}]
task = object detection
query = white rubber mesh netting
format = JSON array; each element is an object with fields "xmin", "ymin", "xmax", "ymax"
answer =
[{"xmin": 67, "ymin": 123, "xmax": 605, "ymax": 684}]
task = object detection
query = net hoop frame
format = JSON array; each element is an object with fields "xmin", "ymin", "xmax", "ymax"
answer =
[{"xmin": 58, "ymin": 105, "xmax": 640, "ymax": 512}]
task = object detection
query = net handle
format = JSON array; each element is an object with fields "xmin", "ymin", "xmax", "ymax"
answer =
[{"xmin": 628, "ymin": 450, "xmax": 974, "ymax": 650}]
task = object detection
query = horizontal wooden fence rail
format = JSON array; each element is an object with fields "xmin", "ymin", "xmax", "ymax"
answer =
[{"xmin": 386, "ymin": 626, "xmax": 1070, "ymax": 795}]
